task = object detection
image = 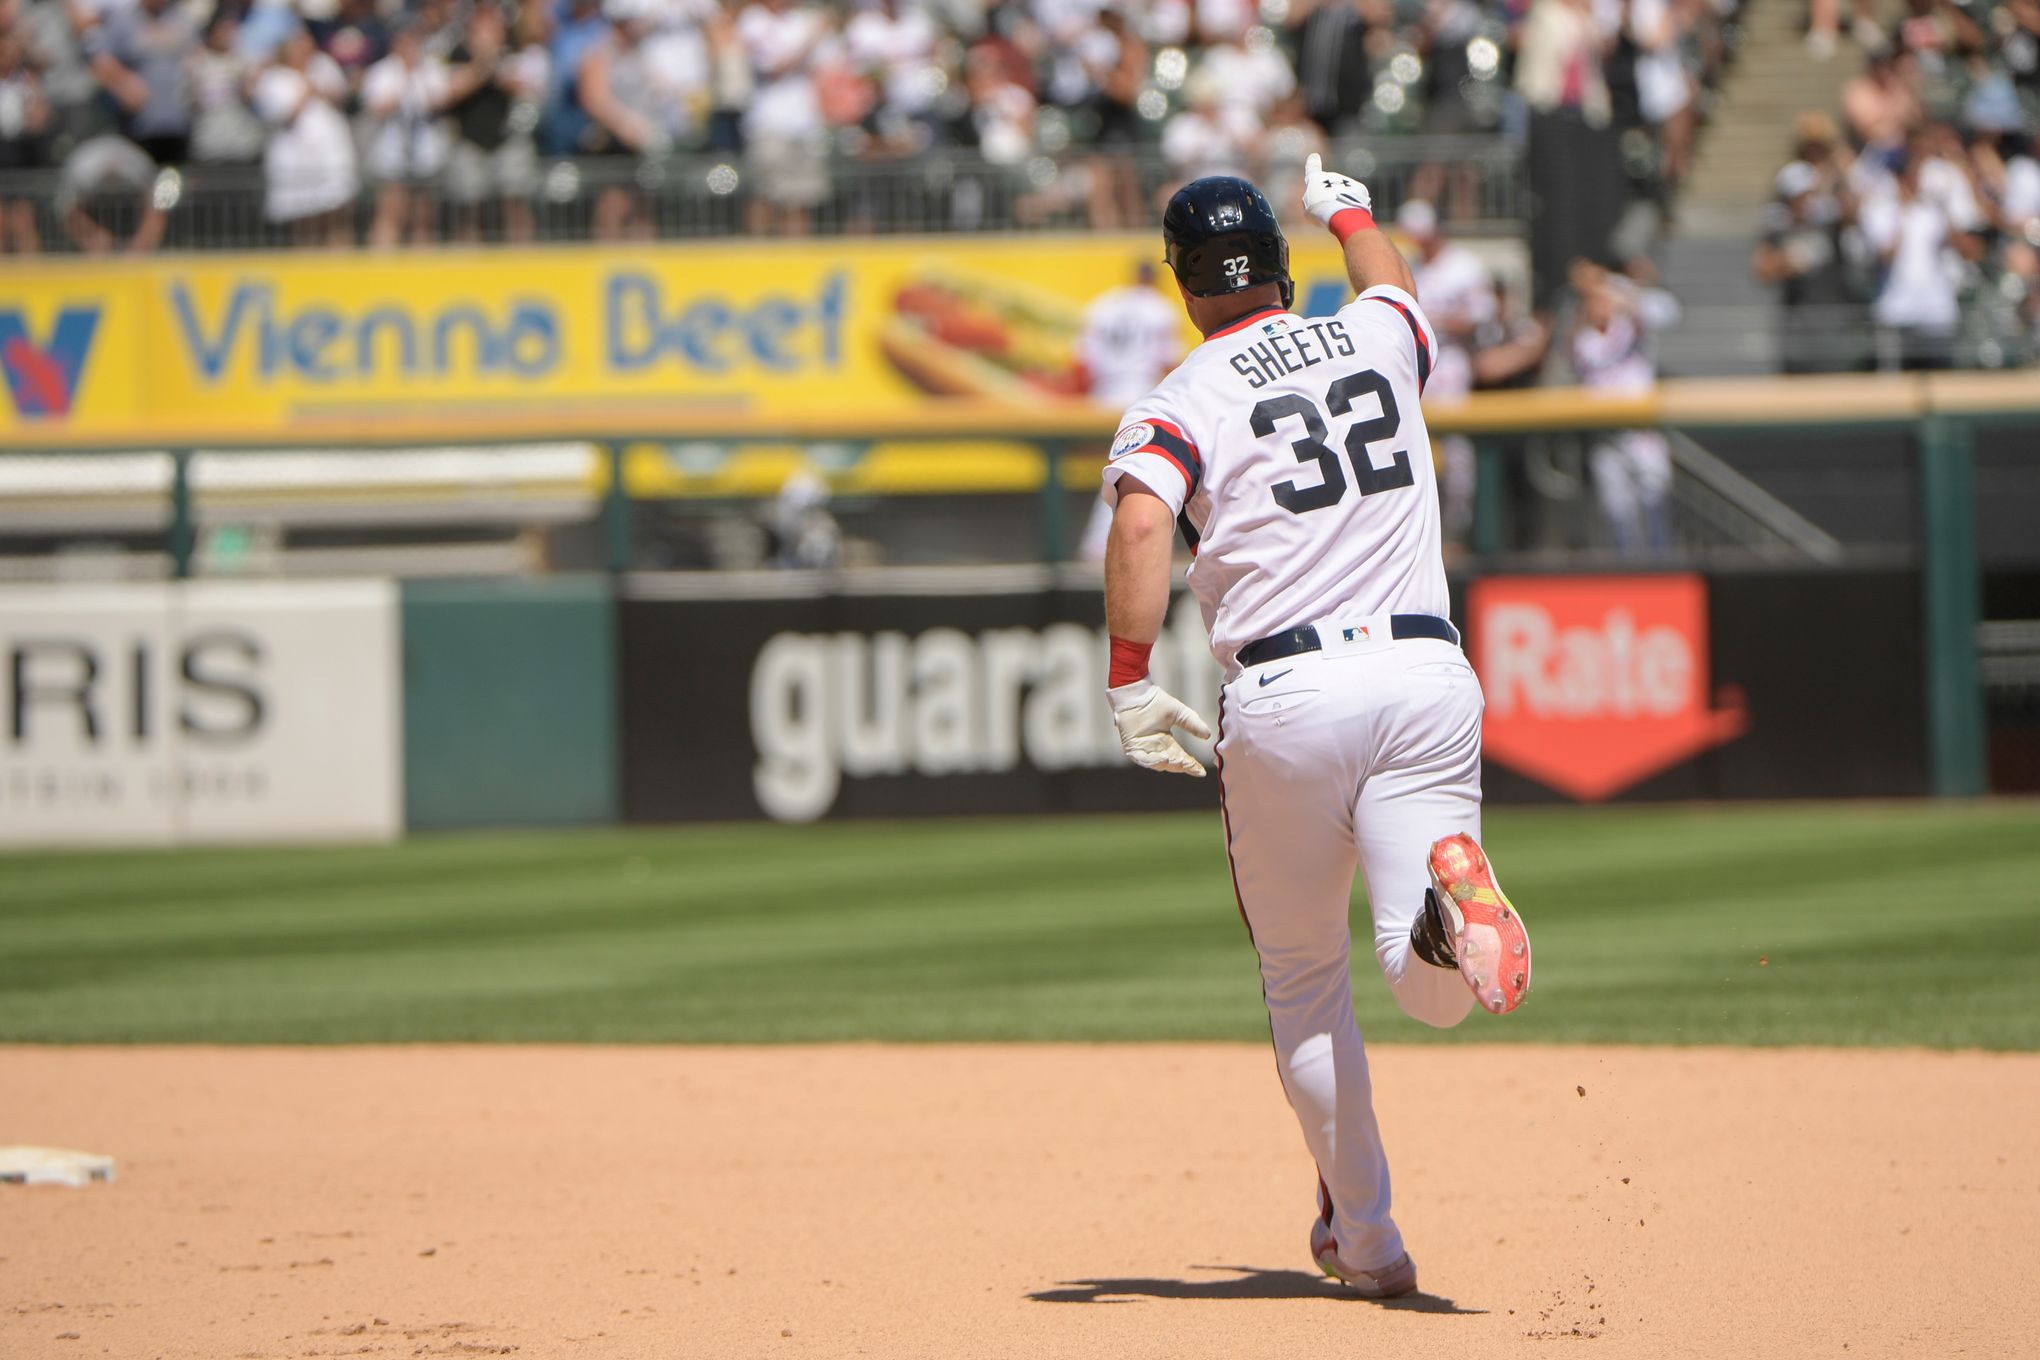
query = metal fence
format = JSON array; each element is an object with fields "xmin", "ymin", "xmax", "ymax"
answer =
[{"xmin": 0, "ymin": 137, "xmax": 1524, "ymax": 252}]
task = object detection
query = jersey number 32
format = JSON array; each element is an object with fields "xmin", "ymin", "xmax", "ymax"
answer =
[{"xmin": 1252, "ymin": 369, "xmax": 1413, "ymax": 514}]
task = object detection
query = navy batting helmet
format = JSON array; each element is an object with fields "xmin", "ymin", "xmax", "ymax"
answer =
[{"xmin": 1161, "ymin": 176, "xmax": 1294, "ymax": 311}]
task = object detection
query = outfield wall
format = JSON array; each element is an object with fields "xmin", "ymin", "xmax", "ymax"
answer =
[
  {"xmin": 0, "ymin": 580, "xmax": 402, "ymax": 845},
  {"xmin": 615, "ymin": 566, "xmax": 1929, "ymax": 824},
  {"xmin": 0, "ymin": 567, "xmax": 1931, "ymax": 844}
]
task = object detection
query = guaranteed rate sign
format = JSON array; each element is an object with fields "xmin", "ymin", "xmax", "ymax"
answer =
[{"xmin": 1470, "ymin": 574, "xmax": 1749, "ymax": 801}]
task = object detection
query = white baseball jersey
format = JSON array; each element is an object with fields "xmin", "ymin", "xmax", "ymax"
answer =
[
  {"xmin": 1078, "ymin": 285, "xmax": 1185, "ymax": 406},
  {"xmin": 1100, "ymin": 284, "xmax": 1447, "ymax": 675}
]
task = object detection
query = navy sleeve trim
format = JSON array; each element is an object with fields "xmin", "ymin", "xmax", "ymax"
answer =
[
  {"xmin": 1145, "ymin": 420, "xmax": 1203, "ymax": 496},
  {"xmin": 1371, "ymin": 296, "xmax": 1432, "ymax": 394}
]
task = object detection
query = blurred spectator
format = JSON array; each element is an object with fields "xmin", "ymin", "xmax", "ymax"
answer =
[
  {"xmin": 768, "ymin": 470, "xmax": 841, "ymax": 569},
  {"xmin": 58, "ymin": 131, "xmax": 165, "ymax": 252},
  {"xmin": 1288, "ymin": 0, "xmax": 1381, "ymax": 138},
  {"xmin": 1194, "ymin": 0, "xmax": 1254, "ymax": 44},
  {"xmin": 1627, "ymin": 0, "xmax": 1694, "ymax": 187},
  {"xmin": 1805, "ymin": 0, "xmax": 1878, "ymax": 61},
  {"xmin": 21, "ymin": 0, "xmax": 101, "ymax": 149},
  {"xmin": 1408, "ymin": 0, "xmax": 1490, "ymax": 218},
  {"xmin": 964, "ymin": 40, "xmax": 1034, "ymax": 163},
  {"xmin": 311, "ymin": 0, "xmax": 392, "ymax": 90},
  {"xmin": 1471, "ymin": 276, "xmax": 1554, "ymax": 388},
  {"xmin": 544, "ymin": 0, "xmax": 612, "ymax": 155},
  {"xmin": 1859, "ymin": 144, "xmax": 1973, "ymax": 370},
  {"xmin": 1192, "ymin": 24, "xmax": 1293, "ymax": 125},
  {"xmin": 1084, "ymin": 4, "xmax": 1145, "ymax": 228},
  {"xmin": 1568, "ymin": 257, "xmax": 1679, "ymax": 555},
  {"xmin": 1751, "ymin": 115, "xmax": 1874, "ymax": 374},
  {"xmin": 1996, "ymin": 130, "xmax": 2040, "ymax": 339},
  {"xmin": 85, "ymin": 0, "xmax": 199, "ymax": 167},
  {"xmin": 1257, "ymin": 94, "xmax": 1326, "ymax": 226},
  {"xmin": 1076, "ymin": 257, "xmax": 1182, "ymax": 405},
  {"xmin": 362, "ymin": 22, "xmax": 451, "ymax": 246},
  {"xmin": 188, "ymin": 13, "xmax": 267, "ymax": 167},
  {"xmin": 1161, "ymin": 73, "xmax": 1255, "ymax": 183},
  {"xmin": 578, "ymin": 0, "xmax": 691, "ymax": 238},
  {"xmin": 703, "ymin": 0, "xmax": 752, "ymax": 153},
  {"xmin": 739, "ymin": 0, "xmax": 831, "ymax": 235},
  {"xmin": 1515, "ymin": 0, "xmax": 1611, "ymax": 129},
  {"xmin": 0, "ymin": 22, "xmax": 48, "ymax": 251},
  {"xmin": 442, "ymin": 1, "xmax": 547, "ymax": 242},
  {"xmin": 253, "ymin": 27, "xmax": 358, "ymax": 244},
  {"xmin": 1842, "ymin": 49, "xmax": 1921, "ymax": 169},
  {"xmin": 1399, "ymin": 198, "xmax": 1495, "ymax": 544},
  {"xmin": 1076, "ymin": 259, "xmax": 1186, "ymax": 560},
  {"xmin": 234, "ymin": 0, "xmax": 302, "ymax": 64},
  {"xmin": 845, "ymin": 0, "xmax": 939, "ymax": 138}
]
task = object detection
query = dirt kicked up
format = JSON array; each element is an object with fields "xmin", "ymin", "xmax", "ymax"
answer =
[{"xmin": 3, "ymin": 1044, "xmax": 2036, "ymax": 1359}]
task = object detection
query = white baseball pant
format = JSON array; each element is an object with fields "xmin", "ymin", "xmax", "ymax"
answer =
[{"xmin": 1213, "ymin": 617, "xmax": 1483, "ymax": 1275}]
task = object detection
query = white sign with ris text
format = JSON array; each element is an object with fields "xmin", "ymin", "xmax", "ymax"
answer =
[{"xmin": 0, "ymin": 580, "xmax": 401, "ymax": 846}]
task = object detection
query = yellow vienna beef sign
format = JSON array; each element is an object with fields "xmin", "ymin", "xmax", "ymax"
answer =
[{"xmin": 0, "ymin": 235, "xmax": 1358, "ymax": 443}]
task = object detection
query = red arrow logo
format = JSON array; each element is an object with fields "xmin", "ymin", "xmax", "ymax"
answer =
[{"xmin": 1471, "ymin": 575, "xmax": 1748, "ymax": 801}]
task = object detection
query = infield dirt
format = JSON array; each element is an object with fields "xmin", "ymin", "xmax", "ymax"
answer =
[{"xmin": 3, "ymin": 1044, "xmax": 2035, "ymax": 1359}]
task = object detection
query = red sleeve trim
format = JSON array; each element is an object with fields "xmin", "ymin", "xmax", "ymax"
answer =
[
  {"xmin": 1120, "ymin": 418, "xmax": 1203, "ymax": 496},
  {"xmin": 1370, "ymin": 295, "xmax": 1433, "ymax": 393}
]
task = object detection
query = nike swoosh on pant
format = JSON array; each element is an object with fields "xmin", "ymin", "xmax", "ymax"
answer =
[{"xmin": 1257, "ymin": 669, "xmax": 1293, "ymax": 687}]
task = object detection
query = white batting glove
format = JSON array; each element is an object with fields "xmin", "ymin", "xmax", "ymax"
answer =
[
  {"xmin": 1302, "ymin": 152, "xmax": 1373, "ymax": 230},
  {"xmin": 1107, "ymin": 678, "xmax": 1212, "ymax": 777}
]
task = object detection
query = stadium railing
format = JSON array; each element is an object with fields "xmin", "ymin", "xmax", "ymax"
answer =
[{"xmin": 1, "ymin": 136, "xmax": 1526, "ymax": 251}]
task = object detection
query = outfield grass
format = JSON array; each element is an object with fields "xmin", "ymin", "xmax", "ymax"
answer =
[{"xmin": 2, "ymin": 802, "xmax": 2035, "ymax": 1048}]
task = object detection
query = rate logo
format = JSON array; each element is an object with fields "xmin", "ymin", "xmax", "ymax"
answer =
[{"xmin": 1470, "ymin": 574, "xmax": 1747, "ymax": 800}]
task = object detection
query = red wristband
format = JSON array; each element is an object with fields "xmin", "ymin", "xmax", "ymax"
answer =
[
  {"xmin": 1329, "ymin": 206, "xmax": 1376, "ymax": 243},
  {"xmin": 1108, "ymin": 636, "xmax": 1153, "ymax": 688}
]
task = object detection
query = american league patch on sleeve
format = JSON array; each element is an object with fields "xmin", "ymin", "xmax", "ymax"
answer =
[{"xmin": 1110, "ymin": 422, "xmax": 1155, "ymax": 459}]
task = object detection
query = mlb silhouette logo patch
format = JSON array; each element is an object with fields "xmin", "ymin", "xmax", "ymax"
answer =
[{"xmin": 0, "ymin": 307, "xmax": 100, "ymax": 419}]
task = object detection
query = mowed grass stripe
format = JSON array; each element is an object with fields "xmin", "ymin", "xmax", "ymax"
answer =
[{"xmin": 1, "ymin": 803, "xmax": 2034, "ymax": 1047}]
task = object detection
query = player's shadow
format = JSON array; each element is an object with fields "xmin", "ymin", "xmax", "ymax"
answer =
[{"xmin": 1028, "ymin": 1265, "xmax": 1482, "ymax": 1313}]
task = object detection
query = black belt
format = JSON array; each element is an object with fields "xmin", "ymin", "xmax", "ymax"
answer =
[{"xmin": 1237, "ymin": 614, "xmax": 1461, "ymax": 669}]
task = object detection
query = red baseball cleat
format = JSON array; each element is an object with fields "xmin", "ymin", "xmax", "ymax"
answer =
[{"xmin": 1425, "ymin": 832, "xmax": 1533, "ymax": 1015}]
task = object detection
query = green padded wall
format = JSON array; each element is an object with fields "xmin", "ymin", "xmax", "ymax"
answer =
[{"xmin": 401, "ymin": 577, "xmax": 618, "ymax": 828}]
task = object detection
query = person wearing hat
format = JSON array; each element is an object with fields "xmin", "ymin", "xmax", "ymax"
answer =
[{"xmin": 1753, "ymin": 158, "xmax": 1874, "ymax": 373}]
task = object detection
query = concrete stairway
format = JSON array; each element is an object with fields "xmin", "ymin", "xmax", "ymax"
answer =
[
  {"xmin": 1657, "ymin": 0, "xmax": 1867, "ymax": 373},
  {"xmin": 1682, "ymin": 0, "xmax": 1864, "ymax": 231}
]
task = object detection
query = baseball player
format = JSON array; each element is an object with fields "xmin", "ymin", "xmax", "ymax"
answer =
[
  {"xmin": 1077, "ymin": 262, "xmax": 1190, "ymax": 562},
  {"xmin": 1099, "ymin": 160, "xmax": 1533, "ymax": 1298}
]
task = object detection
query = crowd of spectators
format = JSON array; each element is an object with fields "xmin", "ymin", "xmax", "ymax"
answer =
[
  {"xmin": 0, "ymin": 0, "xmax": 1728, "ymax": 251},
  {"xmin": 1755, "ymin": 1, "xmax": 2040, "ymax": 370}
]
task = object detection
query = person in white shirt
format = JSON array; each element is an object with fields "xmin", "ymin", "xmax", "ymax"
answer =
[
  {"xmin": 361, "ymin": 22, "xmax": 450, "ymax": 247},
  {"xmin": 844, "ymin": 0, "xmax": 937, "ymax": 124},
  {"xmin": 1568, "ymin": 256, "xmax": 1680, "ymax": 554},
  {"xmin": 1099, "ymin": 162, "xmax": 1535, "ymax": 1301},
  {"xmin": 1627, "ymin": 0, "xmax": 1693, "ymax": 184},
  {"xmin": 1858, "ymin": 148, "xmax": 1972, "ymax": 370},
  {"xmin": 1076, "ymin": 262, "xmax": 1188, "ymax": 560},
  {"xmin": 1190, "ymin": 26, "xmax": 1295, "ymax": 125},
  {"xmin": 739, "ymin": 0, "xmax": 832, "ymax": 234},
  {"xmin": 1160, "ymin": 76, "xmax": 1259, "ymax": 183},
  {"xmin": 253, "ymin": 26, "xmax": 358, "ymax": 244}
]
